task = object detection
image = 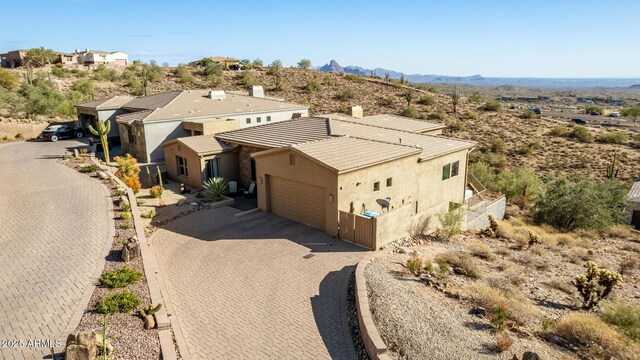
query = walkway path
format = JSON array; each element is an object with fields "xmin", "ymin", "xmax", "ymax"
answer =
[{"xmin": 0, "ymin": 140, "xmax": 112, "ymax": 360}]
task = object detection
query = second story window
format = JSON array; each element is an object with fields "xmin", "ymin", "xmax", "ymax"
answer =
[
  {"xmin": 177, "ymin": 156, "xmax": 188, "ymax": 177},
  {"xmin": 257, "ymin": 117, "xmax": 262, "ymax": 123},
  {"xmin": 373, "ymin": 182, "xmax": 380, "ymax": 191},
  {"xmin": 442, "ymin": 160, "xmax": 460, "ymax": 180},
  {"xmin": 267, "ymin": 116, "xmax": 272, "ymax": 122},
  {"xmin": 246, "ymin": 118, "xmax": 251, "ymax": 124}
]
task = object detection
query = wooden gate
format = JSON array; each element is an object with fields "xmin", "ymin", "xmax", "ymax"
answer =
[{"xmin": 339, "ymin": 211, "xmax": 377, "ymax": 249}]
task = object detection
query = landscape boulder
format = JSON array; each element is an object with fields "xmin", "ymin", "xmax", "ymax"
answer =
[
  {"xmin": 97, "ymin": 171, "xmax": 109, "ymax": 180},
  {"xmin": 121, "ymin": 236, "xmax": 141, "ymax": 262},
  {"xmin": 65, "ymin": 330, "xmax": 113, "ymax": 360}
]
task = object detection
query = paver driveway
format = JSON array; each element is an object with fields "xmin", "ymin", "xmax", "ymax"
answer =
[
  {"xmin": 0, "ymin": 140, "xmax": 112, "ymax": 360},
  {"xmin": 152, "ymin": 206, "xmax": 368, "ymax": 360}
]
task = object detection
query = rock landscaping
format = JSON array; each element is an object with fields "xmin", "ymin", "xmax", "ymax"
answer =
[{"xmin": 364, "ymin": 217, "xmax": 640, "ymax": 360}]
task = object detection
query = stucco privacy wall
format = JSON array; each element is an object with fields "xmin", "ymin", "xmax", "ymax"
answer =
[
  {"xmin": 0, "ymin": 121, "xmax": 48, "ymax": 139},
  {"xmin": 254, "ymin": 149, "xmax": 339, "ymax": 234},
  {"xmin": 465, "ymin": 196, "xmax": 507, "ymax": 231}
]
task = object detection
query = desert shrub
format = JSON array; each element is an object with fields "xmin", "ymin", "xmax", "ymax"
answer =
[
  {"xmin": 72, "ymin": 79, "xmax": 94, "ymax": 97},
  {"xmin": 468, "ymin": 92, "xmax": 483, "ymax": 103},
  {"xmin": 142, "ymin": 209, "xmax": 156, "ymax": 219},
  {"xmin": 93, "ymin": 64, "xmax": 119, "ymax": 82},
  {"xmin": 50, "ymin": 66, "xmax": 69, "ymax": 78},
  {"xmin": 518, "ymin": 138, "xmax": 542, "ymax": 155},
  {"xmin": 435, "ymin": 251, "xmax": 482, "ymax": 279},
  {"xmin": 305, "ymin": 77, "xmax": 322, "ymax": 93},
  {"xmin": 114, "ymin": 154, "xmax": 141, "ymax": 194},
  {"xmin": 482, "ymin": 100, "xmax": 501, "ymax": 111},
  {"xmin": 532, "ymin": 178, "xmax": 627, "ymax": 231},
  {"xmin": 467, "ymin": 284, "xmax": 539, "ymax": 326},
  {"xmin": 496, "ymin": 167, "xmax": 542, "ymax": 203},
  {"xmin": 120, "ymin": 211, "xmax": 132, "ymax": 220},
  {"xmin": 427, "ymin": 111, "xmax": 446, "ymax": 120},
  {"xmin": 100, "ymin": 267, "xmax": 143, "ymax": 288},
  {"xmin": 416, "ymin": 95, "xmax": 435, "ymax": 106},
  {"xmin": 550, "ymin": 125, "xmax": 569, "ymax": 137},
  {"xmin": 96, "ymin": 290, "xmax": 141, "ymax": 314},
  {"xmin": 240, "ymin": 70, "xmax": 256, "ymax": 86},
  {"xmin": 400, "ymin": 105, "xmax": 419, "ymax": 118},
  {"xmin": 437, "ymin": 207, "xmax": 464, "ymax": 240},
  {"xmin": 297, "ymin": 59, "xmax": 311, "ymax": 70},
  {"xmin": 495, "ymin": 333, "xmax": 514, "ymax": 352},
  {"xmin": 482, "ymin": 152, "xmax": 507, "ymax": 169},
  {"xmin": 79, "ymin": 164, "xmax": 100, "ymax": 173},
  {"xmin": 487, "ymin": 135, "xmax": 506, "ymax": 153},
  {"xmin": 466, "ymin": 110, "xmax": 478, "ymax": 119},
  {"xmin": 447, "ymin": 119, "xmax": 466, "ymax": 132},
  {"xmin": 469, "ymin": 161, "xmax": 494, "ymax": 188},
  {"xmin": 343, "ymin": 73, "xmax": 363, "ymax": 82},
  {"xmin": 149, "ymin": 185, "xmax": 163, "ymax": 198},
  {"xmin": 519, "ymin": 110, "xmax": 537, "ymax": 119},
  {"xmin": 492, "ymin": 304, "xmax": 508, "ymax": 331},
  {"xmin": 14, "ymin": 133, "xmax": 23, "ymax": 139},
  {"xmin": 575, "ymin": 261, "xmax": 622, "ymax": 309},
  {"xmin": 202, "ymin": 177, "xmax": 229, "ymax": 201},
  {"xmin": 379, "ymin": 95, "xmax": 395, "ymax": 106},
  {"xmin": 603, "ymin": 303, "xmax": 640, "ymax": 340},
  {"xmin": 554, "ymin": 313, "xmax": 629, "ymax": 359},
  {"xmin": 597, "ymin": 131, "xmax": 629, "ymax": 144},
  {"xmin": 174, "ymin": 64, "xmax": 194, "ymax": 84},
  {"xmin": 336, "ymin": 88, "xmax": 355, "ymax": 101},
  {"xmin": 584, "ymin": 104, "xmax": 604, "ymax": 114},
  {"xmin": 568, "ymin": 126, "xmax": 594, "ymax": 143},
  {"xmin": 136, "ymin": 198, "xmax": 144, "ymax": 206},
  {"xmin": 120, "ymin": 201, "xmax": 131, "ymax": 212},
  {"xmin": 468, "ymin": 242, "xmax": 495, "ymax": 261},
  {"xmin": 406, "ymin": 251, "xmax": 423, "ymax": 276}
]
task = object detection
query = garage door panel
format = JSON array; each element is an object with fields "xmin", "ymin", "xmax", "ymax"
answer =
[{"xmin": 268, "ymin": 176, "xmax": 325, "ymax": 230}]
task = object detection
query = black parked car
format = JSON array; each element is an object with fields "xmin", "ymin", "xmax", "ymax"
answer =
[
  {"xmin": 41, "ymin": 125, "xmax": 84, "ymax": 142},
  {"xmin": 571, "ymin": 118, "xmax": 588, "ymax": 125}
]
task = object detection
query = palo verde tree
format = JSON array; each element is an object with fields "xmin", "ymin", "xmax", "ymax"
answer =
[
  {"xmin": 89, "ymin": 119, "xmax": 111, "ymax": 163},
  {"xmin": 451, "ymin": 85, "xmax": 460, "ymax": 114},
  {"xmin": 24, "ymin": 47, "xmax": 57, "ymax": 68},
  {"xmin": 621, "ymin": 106, "xmax": 640, "ymax": 127},
  {"xmin": 297, "ymin": 59, "xmax": 311, "ymax": 70}
]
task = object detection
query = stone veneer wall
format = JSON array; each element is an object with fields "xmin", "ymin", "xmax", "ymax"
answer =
[{"xmin": 238, "ymin": 145, "xmax": 266, "ymax": 188}]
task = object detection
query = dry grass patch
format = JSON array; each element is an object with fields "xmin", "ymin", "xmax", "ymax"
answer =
[
  {"xmin": 544, "ymin": 279, "xmax": 575, "ymax": 295},
  {"xmin": 602, "ymin": 224, "xmax": 636, "ymax": 240},
  {"xmin": 466, "ymin": 284, "xmax": 540, "ymax": 326},
  {"xmin": 603, "ymin": 303, "xmax": 640, "ymax": 341},
  {"xmin": 467, "ymin": 242, "xmax": 496, "ymax": 261},
  {"xmin": 554, "ymin": 313, "xmax": 634, "ymax": 359},
  {"xmin": 435, "ymin": 251, "xmax": 483, "ymax": 279}
]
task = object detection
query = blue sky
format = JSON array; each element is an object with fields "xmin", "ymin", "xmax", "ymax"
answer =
[{"xmin": 2, "ymin": 0, "xmax": 639, "ymax": 77}]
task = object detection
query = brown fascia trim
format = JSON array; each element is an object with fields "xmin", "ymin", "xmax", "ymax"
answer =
[{"xmin": 417, "ymin": 144, "xmax": 476, "ymax": 163}]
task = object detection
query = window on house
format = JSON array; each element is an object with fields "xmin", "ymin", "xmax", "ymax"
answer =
[
  {"xmin": 442, "ymin": 163, "xmax": 451, "ymax": 180},
  {"xmin": 246, "ymin": 118, "xmax": 251, "ymax": 124},
  {"xmin": 266, "ymin": 116, "xmax": 272, "ymax": 122},
  {"xmin": 257, "ymin": 117, "xmax": 262, "ymax": 123},
  {"xmin": 386, "ymin": 178, "xmax": 393, "ymax": 187},
  {"xmin": 176, "ymin": 156, "xmax": 188, "ymax": 177},
  {"xmin": 289, "ymin": 154, "xmax": 295, "ymax": 165},
  {"xmin": 451, "ymin": 161, "xmax": 460, "ymax": 177},
  {"xmin": 128, "ymin": 130, "xmax": 135, "ymax": 144},
  {"xmin": 373, "ymin": 182, "xmax": 380, "ymax": 191}
]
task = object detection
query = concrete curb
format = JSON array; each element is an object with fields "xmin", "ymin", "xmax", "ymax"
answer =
[
  {"xmin": 90, "ymin": 151, "xmax": 177, "ymax": 360},
  {"xmin": 354, "ymin": 251, "xmax": 393, "ymax": 360},
  {"xmin": 55, "ymin": 160, "xmax": 116, "ymax": 357}
]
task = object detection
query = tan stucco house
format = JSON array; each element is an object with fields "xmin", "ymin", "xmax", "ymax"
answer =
[{"xmin": 77, "ymin": 88, "xmax": 309, "ymax": 163}]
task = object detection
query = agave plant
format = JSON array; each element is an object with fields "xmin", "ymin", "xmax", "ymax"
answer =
[{"xmin": 202, "ymin": 177, "xmax": 229, "ymax": 201}]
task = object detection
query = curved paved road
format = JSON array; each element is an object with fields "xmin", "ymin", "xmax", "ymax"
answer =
[
  {"xmin": 152, "ymin": 206, "xmax": 367, "ymax": 360},
  {"xmin": 0, "ymin": 140, "xmax": 112, "ymax": 360}
]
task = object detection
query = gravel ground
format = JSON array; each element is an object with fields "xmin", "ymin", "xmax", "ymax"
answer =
[
  {"xmin": 74, "ymin": 171, "xmax": 161, "ymax": 359},
  {"xmin": 347, "ymin": 272, "xmax": 370, "ymax": 360},
  {"xmin": 364, "ymin": 253, "xmax": 575, "ymax": 360}
]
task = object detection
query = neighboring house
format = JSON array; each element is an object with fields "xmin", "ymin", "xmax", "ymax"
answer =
[
  {"xmin": 0, "ymin": 49, "xmax": 28, "ymax": 68},
  {"xmin": 189, "ymin": 56, "xmax": 240, "ymax": 70},
  {"xmin": 57, "ymin": 52, "xmax": 78, "ymax": 65},
  {"xmin": 74, "ymin": 49, "xmax": 128, "ymax": 66},
  {"xmin": 626, "ymin": 180, "xmax": 640, "ymax": 230},
  {"xmin": 81, "ymin": 88, "xmax": 308, "ymax": 163},
  {"xmin": 77, "ymin": 96, "xmax": 136, "ymax": 141}
]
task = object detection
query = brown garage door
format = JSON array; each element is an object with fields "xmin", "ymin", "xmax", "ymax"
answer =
[{"xmin": 268, "ymin": 175, "xmax": 326, "ymax": 230}]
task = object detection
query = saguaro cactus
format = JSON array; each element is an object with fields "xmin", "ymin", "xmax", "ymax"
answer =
[
  {"xmin": 451, "ymin": 85, "xmax": 460, "ymax": 114},
  {"xmin": 89, "ymin": 120, "xmax": 111, "ymax": 163},
  {"xmin": 605, "ymin": 153, "xmax": 619, "ymax": 180}
]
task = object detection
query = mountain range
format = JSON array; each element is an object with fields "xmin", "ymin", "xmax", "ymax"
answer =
[{"xmin": 316, "ymin": 60, "xmax": 640, "ymax": 89}]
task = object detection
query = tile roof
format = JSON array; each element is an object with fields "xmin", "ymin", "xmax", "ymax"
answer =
[
  {"xmin": 77, "ymin": 95, "xmax": 135, "ymax": 110},
  {"xmin": 215, "ymin": 117, "xmax": 331, "ymax": 148},
  {"xmin": 328, "ymin": 119, "xmax": 475, "ymax": 160},
  {"xmin": 116, "ymin": 110, "xmax": 154, "ymax": 124},
  {"xmin": 163, "ymin": 135, "xmax": 231, "ymax": 155},
  {"xmin": 321, "ymin": 113, "xmax": 445, "ymax": 133},
  {"xmin": 289, "ymin": 137, "xmax": 422, "ymax": 173},
  {"xmin": 629, "ymin": 181, "xmax": 640, "ymax": 201},
  {"xmin": 216, "ymin": 116, "xmax": 475, "ymax": 161},
  {"xmin": 123, "ymin": 91, "xmax": 182, "ymax": 110}
]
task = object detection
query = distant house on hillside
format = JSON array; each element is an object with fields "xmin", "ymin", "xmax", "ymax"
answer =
[
  {"xmin": 74, "ymin": 49, "xmax": 128, "ymax": 66},
  {"xmin": 189, "ymin": 56, "xmax": 240, "ymax": 70},
  {"xmin": 76, "ymin": 87, "xmax": 308, "ymax": 163},
  {"xmin": 0, "ymin": 49, "xmax": 28, "ymax": 68}
]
